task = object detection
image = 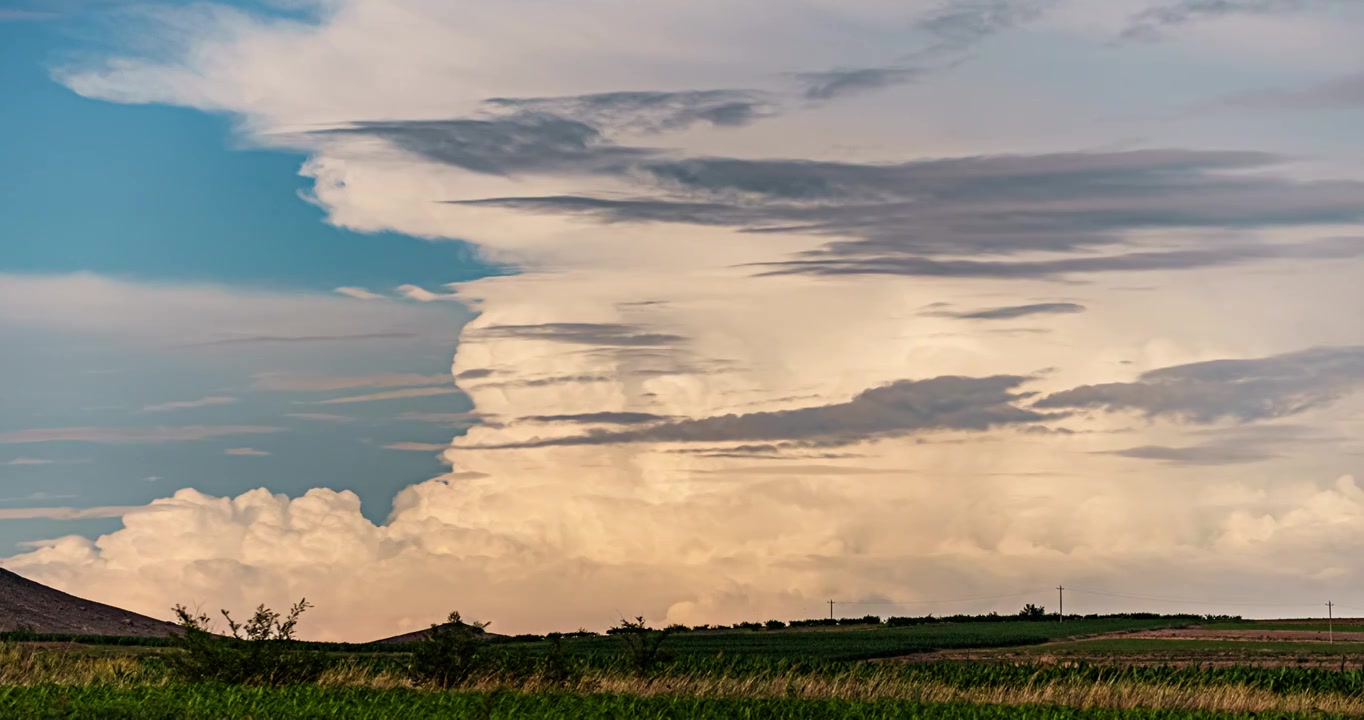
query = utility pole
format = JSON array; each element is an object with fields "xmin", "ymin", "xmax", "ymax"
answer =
[
  {"xmin": 1328, "ymin": 601, "xmax": 1335, "ymax": 644},
  {"xmin": 1057, "ymin": 586, "xmax": 1065, "ymax": 623},
  {"xmin": 829, "ymin": 599, "xmax": 835, "ymax": 620}
]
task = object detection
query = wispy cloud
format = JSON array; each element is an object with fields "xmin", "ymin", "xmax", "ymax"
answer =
[
  {"xmin": 927, "ymin": 302, "xmax": 1086, "ymax": 320},
  {"xmin": 0, "ymin": 426, "xmax": 284, "ymax": 445},
  {"xmin": 396, "ymin": 285, "xmax": 461, "ymax": 302},
  {"xmin": 0, "ymin": 505, "xmax": 163, "ymax": 520},
  {"xmin": 1038, "ymin": 346, "xmax": 1364, "ymax": 423},
  {"xmin": 310, "ymin": 387, "xmax": 461, "ymax": 405},
  {"xmin": 5, "ymin": 458, "xmax": 53, "ymax": 466},
  {"xmin": 142, "ymin": 396, "xmax": 237, "ymax": 413},
  {"xmin": 254, "ymin": 372, "xmax": 450, "ymax": 392},
  {"xmin": 394, "ymin": 412, "xmax": 483, "ymax": 424},
  {"xmin": 0, "ymin": 10, "xmax": 58, "ymax": 22},
  {"xmin": 225, "ymin": 447, "xmax": 270, "ymax": 456},
  {"xmin": 283, "ymin": 413, "xmax": 355, "ymax": 423},
  {"xmin": 1122, "ymin": 0, "xmax": 1330, "ymax": 40},
  {"xmin": 382, "ymin": 442, "xmax": 449, "ymax": 451},
  {"xmin": 334, "ymin": 286, "xmax": 387, "ymax": 300},
  {"xmin": 185, "ymin": 333, "xmax": 417, "ymax": 347}
]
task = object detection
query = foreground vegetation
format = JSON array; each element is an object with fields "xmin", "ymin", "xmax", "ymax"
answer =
[
  {"xmin": 5, "ymin": 685, "xmax": 1360, "ymax": 720},
  {"xmin": 5, "ymin": 602, "xmax": 1363, "ymax": 718}
]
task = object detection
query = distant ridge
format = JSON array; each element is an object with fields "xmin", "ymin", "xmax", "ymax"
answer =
[{"xmin": 0, "ymin": 567, "xmax": 179, "ymax": 638}]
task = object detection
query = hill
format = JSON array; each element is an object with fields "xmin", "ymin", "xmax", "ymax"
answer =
[{"xmin": 0, "ymin": 567, "xmax": 179, "ymax": 638}]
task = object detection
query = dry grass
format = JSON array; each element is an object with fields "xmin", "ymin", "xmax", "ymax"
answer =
[{"xmin": 4, "ymin": 642, "xmax": 1364, "ymax": 715}]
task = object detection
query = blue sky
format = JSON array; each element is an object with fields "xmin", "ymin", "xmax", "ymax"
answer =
[
  {"xmin": 0, "ymin": 9, "xmax": 497, "ymax": 553},
  {"xmin": 2, "ymin": 0, "xmax": 1364, "ymax": 640}
]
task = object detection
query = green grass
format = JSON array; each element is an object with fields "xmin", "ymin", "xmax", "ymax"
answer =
[
  {"xmin": 0, "ymin": 686, "xmax": 1348, "ymax": 720},
  {"xmin": 1037, "ymin": 638, "xmax": 1364, "ymax": 655},
  {"xmin": 1202, "ymin": 623, "xmax": 1364, "ymax": 633},
  {"xmin": 555, "ymin": 619, "xmax": 1188, "ymax": 662}
]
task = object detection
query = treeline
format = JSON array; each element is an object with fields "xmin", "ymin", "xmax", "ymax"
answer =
[{"xmin": 0, "ymin": 610, "xmax": 1239, "ymax": 648}]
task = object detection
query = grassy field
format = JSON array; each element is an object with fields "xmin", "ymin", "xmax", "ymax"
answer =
[
  {"xmin": 4, "ymin": 686, "xmax": 1355, "ymax": 720},
  {"xmin": 10, "ymin": 616, "xmax": 1364, "ymax": 718}
]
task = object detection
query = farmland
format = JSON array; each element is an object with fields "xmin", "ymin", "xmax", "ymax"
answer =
[{"xmin": 8, "ymin": 613, "xmax": 1364, "ymax": 717}]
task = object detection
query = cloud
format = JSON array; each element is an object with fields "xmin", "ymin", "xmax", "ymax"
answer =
[
  {"xmin": 0, "ymin": 426, "xmax": 284, "ymax": 445},
  {"xmin": 225, "ymin": 448, "xmax": 271, "ymax": 456},
  {"xmin": 253, "ymin": 373, "xmax": 450, "ymax": 392},
  {"xmin": 0, "ymin": 273, "xmax": 467, "ymax": 348},
  {"xmin": 0, "ymin": 10, "xmax": 57, "ymax": 21},
  {"xmin": 314, "ymin": 114, "xmax": 654, "ymax": 177},
  {"xmin": 334, "ymin": 286, "xmax": 387, "ymax": 300},
  {"xmin": 485, "ymin": 89, "xmax": 774, "ymax": 133},
  {"xmin": 521, "ymin": 412, "xmax": 668, "ymax": 425},
  {"xmin": 1038, "ymin": 346, "xmax": 1364, "ymax": 422},
  {"xmin": 451, "ymin": 150, "xmax": 1364, "ymax": 278},
  {"xmin": 5, "ymin": 458, "xmax": 54, "ymax": 466},
  {"xmin": 396, "ymin": 284, "xmax": 461, "ymax": 302},
  {"xmin": 455, "ymin": 369, "xmax": 497, "ymax": 380},
  {"xmin": 283, "ymin": 413, "xmax": 355, "ymax": 423},
  {"xmin": 934, "ymin": 302, "xmax": 1086, "ymax": 320},
  {"xmin": 382, "ymin": 442, "xmax": 449, "ymax": 452},
  {"xmin": 793, "ymin": 0, "xmax": 1054, "ymax": 100},
  {"xmin": 1104, "ymin": 425, "xmax": 1341, "ymax": 466},
  {"xmin": 1122, "ymin": 0, "xmax": 1328, "ymax": 41},
  {"xmin": 795, "ymin": 67, "xmax": 925, "ymax": 101},
  {"xmin": 185, "ymin": 333, "xmax": 418, "ymax": 347},
  {"xmin": 395, "ymin": 412, "xmax": 483, "ymax": 424},
  {"xmin": 310, "ymin": 387, "xmax": 461, "ymax": 405},
  {"xmin": 470, "ymin": 375, "xmax": 1050, "ymax": 449},
  {"xmin": 1229, "ymin": 72, "xmax": 1364, "ymax": 110},
  {"xmin": 0, "ymin": 505, "xmax": 161, "ymax": 520},
  {"xmin": 142, "ymin": 396, "xmax": 238, "ymax": 413},
  {"xmin": 476, "ymin": 323, "xmax": 685, "ymax": 347}
]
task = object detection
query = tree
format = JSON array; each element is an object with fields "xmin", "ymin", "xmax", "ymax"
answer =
[{"xmin": 1018, "ymin": 603, "xmax": 1047, "ymax": 621}]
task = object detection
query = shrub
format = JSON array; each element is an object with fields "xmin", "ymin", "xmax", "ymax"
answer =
[
  {"xmin": 167, "ymin": 598, "xmax": 328, "ymax": 685},
  {"xmin": 732, "ymin": 621, "xmax": 763, "ymax": 631},
  {"xmin": 1019, "ymin": 604, "xmax": 1047, "ymax": 621},
  {"xmin": 764, "ymin": 619, "xmax": 787, "ymax": 630},
  {"xmin": 611, "ymin": 616, "xmax": 672, "ymax": 675},
  {"xmin": 408, "ymin": 611, "xmax": 490, "ymax": 689},
  {"xmin": 537, "ymin": 634, "xmax": 582, "ymax": 686}
]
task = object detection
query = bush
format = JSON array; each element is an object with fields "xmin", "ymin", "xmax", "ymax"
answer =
[
  {"xmin": 611, "ymin": 616, "xmax": 672, "ymax": 675},
  {"xmin": 837, "ymin": 615, "xmax": 881, "ymax": 626},
  {"xmin": 764, "ymin": 619, "xmax": 787, "ymax": 630},
  {"xmin": 408, "ymin": 612, "xmax": 490, "ymax": 689},
  {"xmin": 168, "ymin": 598, "xmax": 328, "ymax": 685},
  {"xmin": 732, "ymin": 621, "xmax": 763, "ymax": 631},
  {"xmin": 1018, "ymin": 604, "xmax": 1047, "ymax": 621}
]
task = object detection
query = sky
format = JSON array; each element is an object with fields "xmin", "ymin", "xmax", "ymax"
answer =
[{"xmin": 2, "ymin": 0, "xmax": 1364, "ymax": 642}]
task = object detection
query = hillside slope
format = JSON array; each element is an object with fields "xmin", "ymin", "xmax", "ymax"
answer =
[{"xmin": 0, "ymin": 568, "xmax": 179, "ymax": 637}]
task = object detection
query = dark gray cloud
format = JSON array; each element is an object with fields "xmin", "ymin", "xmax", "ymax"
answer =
[
  {"xmin": 1038, "ymin": 346, "xmax": 1364, "ymax": 422},
  {"xmin": 1104, "ymin": 425, "xmax": 1340, "ymax": 465},
  {"xmin": 795, "ymin": 66, "xmax": 925, "ymax": 101},
  {"xmin": 757, "ymin": 238, "xmax": 1364, "ymax": 279},
  {"xmin": 453, "ymin": 149, "xmax": 1364, "ymax": 278},
  {"xmin": 466, "ymin": 375, "xmax": 1052, "ymax": 449},
  {"xmin": 314, "ymin": 114, "xmax": 653, "ymax": 176},
  {"xmin": 476, "ymin": 323, "xmax": 685, "ymax": 347},
  {"xmin": 455, "ymin": 368, "xmax": 497, "ymax": 380},
  {"xmin": 793, "ymin": 1, "xmax": 1053, "ymax": 100},
  {"xmin": 1123, "ymin": 0, "xmax": 1326, "ymax": 41},
  {"xmin": 917, "ymin": 0, "xmax": 1053, "ymax": 45},
  {"xmin": 938, "ymin": 302, "xmax": 1086, "ymax": 320},
  {"xmin": 521, "ymin": 412, "xmax": 668, "ymax": 425},
  {"xmin": 484, "ymin": 90, "xmax": 774, "ymax": 133}
]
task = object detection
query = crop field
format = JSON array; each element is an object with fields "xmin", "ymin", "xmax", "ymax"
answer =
[{"xmin": 8, "ymin": 616, "xmax": 1364, "ymax": 718}]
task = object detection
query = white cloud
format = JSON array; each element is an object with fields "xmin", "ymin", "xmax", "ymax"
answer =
[
  {"xmin": 13, "ymin": 0, "xmax": 1364, "ymax": 641},
  {"xmin": 0, "ymin": 505, "xmax": 163, "ymax": 521},
  {"xmin": 142, "ymin": 396, "xmax": 237, "ymax": 413},
  {"xmin": 381, "ymin": 442, "xmax": 447, "ymax": 451},
  {"xmin": 225, "ymin": 448, "xmax": 271, "ymax": 456}
]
